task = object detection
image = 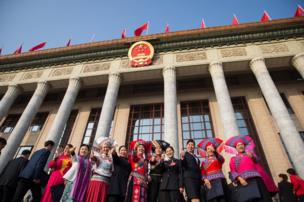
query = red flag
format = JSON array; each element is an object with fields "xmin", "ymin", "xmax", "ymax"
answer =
[
  {"xmin": 121, "ymin": 29, "xmax": 126, "ymax": 39},
  {"xmin": 261, "ymin": 11, "xmax": 271, "ymax": 22},
  {"xmin": 134, "ymin": 22, "xmax": 149, "ymax": 36},
  {"xmin": 165, "ymin": 24, "xmax": 170, "ymax": 33},
  {"xmin": 66, "ymin": 39, "xmax": 71, "ymax": 47},
  {"xmin": 201, "ymin": 18, "xmax": 206, "ymax": 29},
  {"xmin": 13, "ymin": 45, "xmax": 22, "ymax": 54},
  {"xmin": 29, "ymin": 42, "xmax": 46, "ymax": 52},
  {"xmin": 295, "ymin": 5, "xmax": 304, "ymax": 17},
  {"xmin": 232, "ymin": 14, "xmax": 239, "ymax": 25}
]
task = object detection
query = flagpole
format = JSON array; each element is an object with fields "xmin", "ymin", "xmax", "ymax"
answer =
[
  {"xmin": 90, "ymin": 33, "xmax": 96, "ymax": 42},
  {"xmin": 146, "ymin": 21, "xmax": 150, "ymax": 35}
]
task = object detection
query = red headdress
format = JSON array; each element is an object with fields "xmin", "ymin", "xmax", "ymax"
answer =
[
  {"xmin": 197, "ymin": 137, "xmax": 224, "ymax": 158},
  {"xmin": 224, "ymin": 135, "xmax": 255, "ymax": 156},
  {"xmin": 129, "ymin": 139, "xmax": 152, "ymax": 157}
]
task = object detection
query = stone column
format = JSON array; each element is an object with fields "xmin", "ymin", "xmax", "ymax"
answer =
[
  {"xmin": 209, "ymin": 61, "xmax": 240, "ymax": 138},
  {"xmin": 250, "ymin": 57, "xmax": 304, "ymax": 177},
  {"xmin": 292, "ymin": 52, "xmax": 304, "ymax": 78},
  {"xmin": 95, "ymin": 72, "xmax": 120, "ymax": 140},
  {"xmin": 0, "ymin": 81, "xmax": 49, "ymax": 173},
  {"xmin": 0, "ymin": 85, "xmax": 21, "ymax": 119},
  {"xmin": 163, "ymin": 66, "xmax": 179, "ymax": 155},
  {"xmin": 46, "ymin": 78, "xmax": 81, "ymax": 144}
]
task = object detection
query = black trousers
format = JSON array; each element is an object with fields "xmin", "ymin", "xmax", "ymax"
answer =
[
  {"xmin": 158, "ymin": 190, "xmax": 185, "ymax": 202},
  {"xmin": 0, "ymin": 185, "xmax": 15, "ymax": 202},
  {"xmin": 107, "ymin": 194, "xmax": 125, "ymax": 202},
  {"xmin": 11, "ymin": 178, "xmax": 42, "ymax": 202},
  {"xmin": 148, "ymin": 176, "xmax": 161, "ymax": 202}
]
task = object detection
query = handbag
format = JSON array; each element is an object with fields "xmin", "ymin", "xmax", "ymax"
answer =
[{"xmin": 50, "ymin": 183, "xmax": 65, "ymax": 202}]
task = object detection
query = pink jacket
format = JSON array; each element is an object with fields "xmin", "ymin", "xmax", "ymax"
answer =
[{"xmin": 229, "ymin": 153, "xmax": 260, "ymax": 180}]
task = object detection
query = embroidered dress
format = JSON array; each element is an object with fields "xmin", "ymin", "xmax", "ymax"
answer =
[
  {"xmin": 201, "ymin": 154, "xmax": 228, "ymax": 201},
  {"xmin": 85, "ymin": 154, "xmax": 113, "ymax": 202},
  {"xmin": 230, "ymin": 153, "xmax": 271, "ymax": 202},
  {"xmin": 41, "ymin": 154, "xmax": 72, "ymax": 202},
  {"xmin": 125, "ymin": 154, "xmax": 149, "ymax": 202}
]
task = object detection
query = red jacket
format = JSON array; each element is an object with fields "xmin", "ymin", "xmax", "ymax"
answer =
[{"xmin": 290, "ymin": 174, "xmax": 304, "ymax": 196}]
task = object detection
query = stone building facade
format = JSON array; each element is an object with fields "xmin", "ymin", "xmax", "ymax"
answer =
[{"xmin": 0, "ymin": 17, "xmax": 303, "ymax": 181}]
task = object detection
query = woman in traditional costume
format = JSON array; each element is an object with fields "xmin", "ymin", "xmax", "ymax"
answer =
[
  {"xmin": 225, "ymin": 135, "xmax": 272, "ymax": 202},
  {"xmin": 148, "ymin": 140, "xmax": 169, "ymax": 202},
  {"xmin": 158, "ymin": 145, "xmax": 184, "ymax": 202},
  {"xmin": 85, "ymin": 137, "xmax": 115, "ymax": 202},
  {"xmin": 180, "ymin": 139, "xmax": 201, "ymax": 202},
  {"xmin": 41, "ymin": 144, "xmax": 73, "ymax": 202},
  {"xmin": 61, "ymin": 144, "xmax": 92, "ymax": 202},
  {"xmin": 198, "ymin": 138, "xmax": 228, "ymax": 202},
  {"xmin": 125, "ymin": 139, "xmax": 151, "ymax": 202},
  {"xmin": 107, "ymin": 145, "xmax": 131, "ymax": 202}
]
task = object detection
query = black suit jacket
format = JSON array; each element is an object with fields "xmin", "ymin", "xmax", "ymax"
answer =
[
  {"xmin": 159, "ymin": 158, "xmax": 183, "ymax": 190},
  {"xmin": 19, "ymin": 148, "xmax": 50, "ymax": 180},
  {"xmin": 181, "ymin": 152, "xmax": 201, "ymax": 180},
  {"xmin": 278, "ymin": 180, "xmax": 297, "ymax": 202},
  {"xmin": 108, "ymin": 153, "xmax": 131, "ymax": 196},
  {"xmin": 0, "ymin": 156, "xmax": 28, "ymax": 187}
]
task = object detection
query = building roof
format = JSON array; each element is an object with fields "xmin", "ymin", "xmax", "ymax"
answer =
[{"xmin": 0, "ymin": 17, "xmax": 303, "ymax": 71}]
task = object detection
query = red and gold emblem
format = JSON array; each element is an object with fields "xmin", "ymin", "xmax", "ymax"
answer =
[{"xmin": 128, "ymin": 41, "xmax": 154, "ymax": 67}]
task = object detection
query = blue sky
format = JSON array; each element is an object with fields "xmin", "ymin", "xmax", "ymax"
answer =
[{"xmin": 0, "ymin": 0, "xmax": 302, "ymax": 55}]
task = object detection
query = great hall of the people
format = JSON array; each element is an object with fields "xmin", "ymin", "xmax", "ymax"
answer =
[{"xmin": 0, "ymin": 17, "xmax": 303, "ymax": 180}]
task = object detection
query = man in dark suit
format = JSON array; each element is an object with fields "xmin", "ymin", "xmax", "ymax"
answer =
[
  {"xmin": 12, "ymin": 140, "xmax": 55, "ymax": 202},
  {"xmin": 0, "ymin": 149, "xmax": 31, "ymax": 202},
  {"xmin": 278, "ymin": 173, "xmax": 297, "ymax": 202},
  {"xmin": 0, "ymin": 138, "xmax": 7, "ymax": 156}
]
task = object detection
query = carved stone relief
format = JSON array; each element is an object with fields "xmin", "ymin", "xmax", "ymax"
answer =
[
  {"xmin": 260, "ymin": 44, "xmax": 289, "ymax": 54},
  {"xmin": 220, "ymin": 48, "xmax": 247, "ymax": 58},
  {"xmin": 22, "ymin": 70, "xmax": 43, "ymax": 80},
  {"xmin": 120, "ymin": 59, "xmax": 129, "ymax": 68},
  {"xmin": 176, "ymin": 51, "xmax": 207, "ymax": 62},
  {"xmin": 82, "ymin": 63, "xmax": 110, "ymax": 73},
  {"xmin": 0, "ymin": 74, "xmax": 16, "ymax": 82},
  {"xmin": 50, "ymin": 67, "xmax": 73, "ymax": 77}
]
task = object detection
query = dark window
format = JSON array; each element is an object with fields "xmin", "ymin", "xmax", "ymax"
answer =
[
  {"xmin": 270, "ymin": 69, "xmax": 303, "ymax": 82},
  {"xmin": 13, "ymin": 94, "xmax": 31, "ymax": 106},
  {"xmin": 177, "ymin": 78, "xmax": 213, "ymax": 91},
  {"xmin": 181, "ymin": 100, "xmax": 215, "ymax": 157},
  {"xmin": 132, "ymin": 83, "xmax": 163, "ymax": 94},
  {"xmin": 232, "ymin": 97, "xmax": 270, "ymax": 172},
  {"xmin": 29, "ymin": 112, "xmax": 49, "ymax": 133},
  {"xmin": 58, "ymin": 110, "xmax": 78, "ymax": 147},
  {"xmin": 44, "ymin": 92, "xmax": 65, "ymax": 103},
  {"xmin": 15, "ymin": 145, "xmax": 33, "ymax": 158},
  {"xmin": 0, "ymin": 114, "xmax": 21, "ymax": 134},
  {"xmin": 77, "ymin": 88, "xmax": 106, "ymax": 100},
  {"xmin": 81, "ymin": 108, "xmax": 101, "ymax": 146},
  {"xmin": 280, "ymin": 93, "xmax": 294, "ymax": 114},
  {"xmin": 300, "ymin": 131, "xmax": 304, "ymax": 142},
  {"xmin": 126, "ymin": 104, "xmax": 164, "ymax": 146}
]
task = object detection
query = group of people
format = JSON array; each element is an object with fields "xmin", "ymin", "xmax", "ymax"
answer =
[{"xmin": 0, "ymin": 135, "xmax": 303, "ymax": 202}]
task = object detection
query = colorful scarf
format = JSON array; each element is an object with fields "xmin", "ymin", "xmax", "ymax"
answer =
[{"xmin": 71, "ymin": 156, "xmax": 92, "ymax": 202}]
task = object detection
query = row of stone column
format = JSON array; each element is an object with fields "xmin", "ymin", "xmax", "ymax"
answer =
[
  {"xmin": 209, "ymin": 56, "xmax": 304, "ymax": 178},
  {"xmin": 162, "ymin": 55, "xmax": 304, "ymax": 177},
  {"xmin": 0, "ymin": 53, "xmax": 303, "ymax": 176}
]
